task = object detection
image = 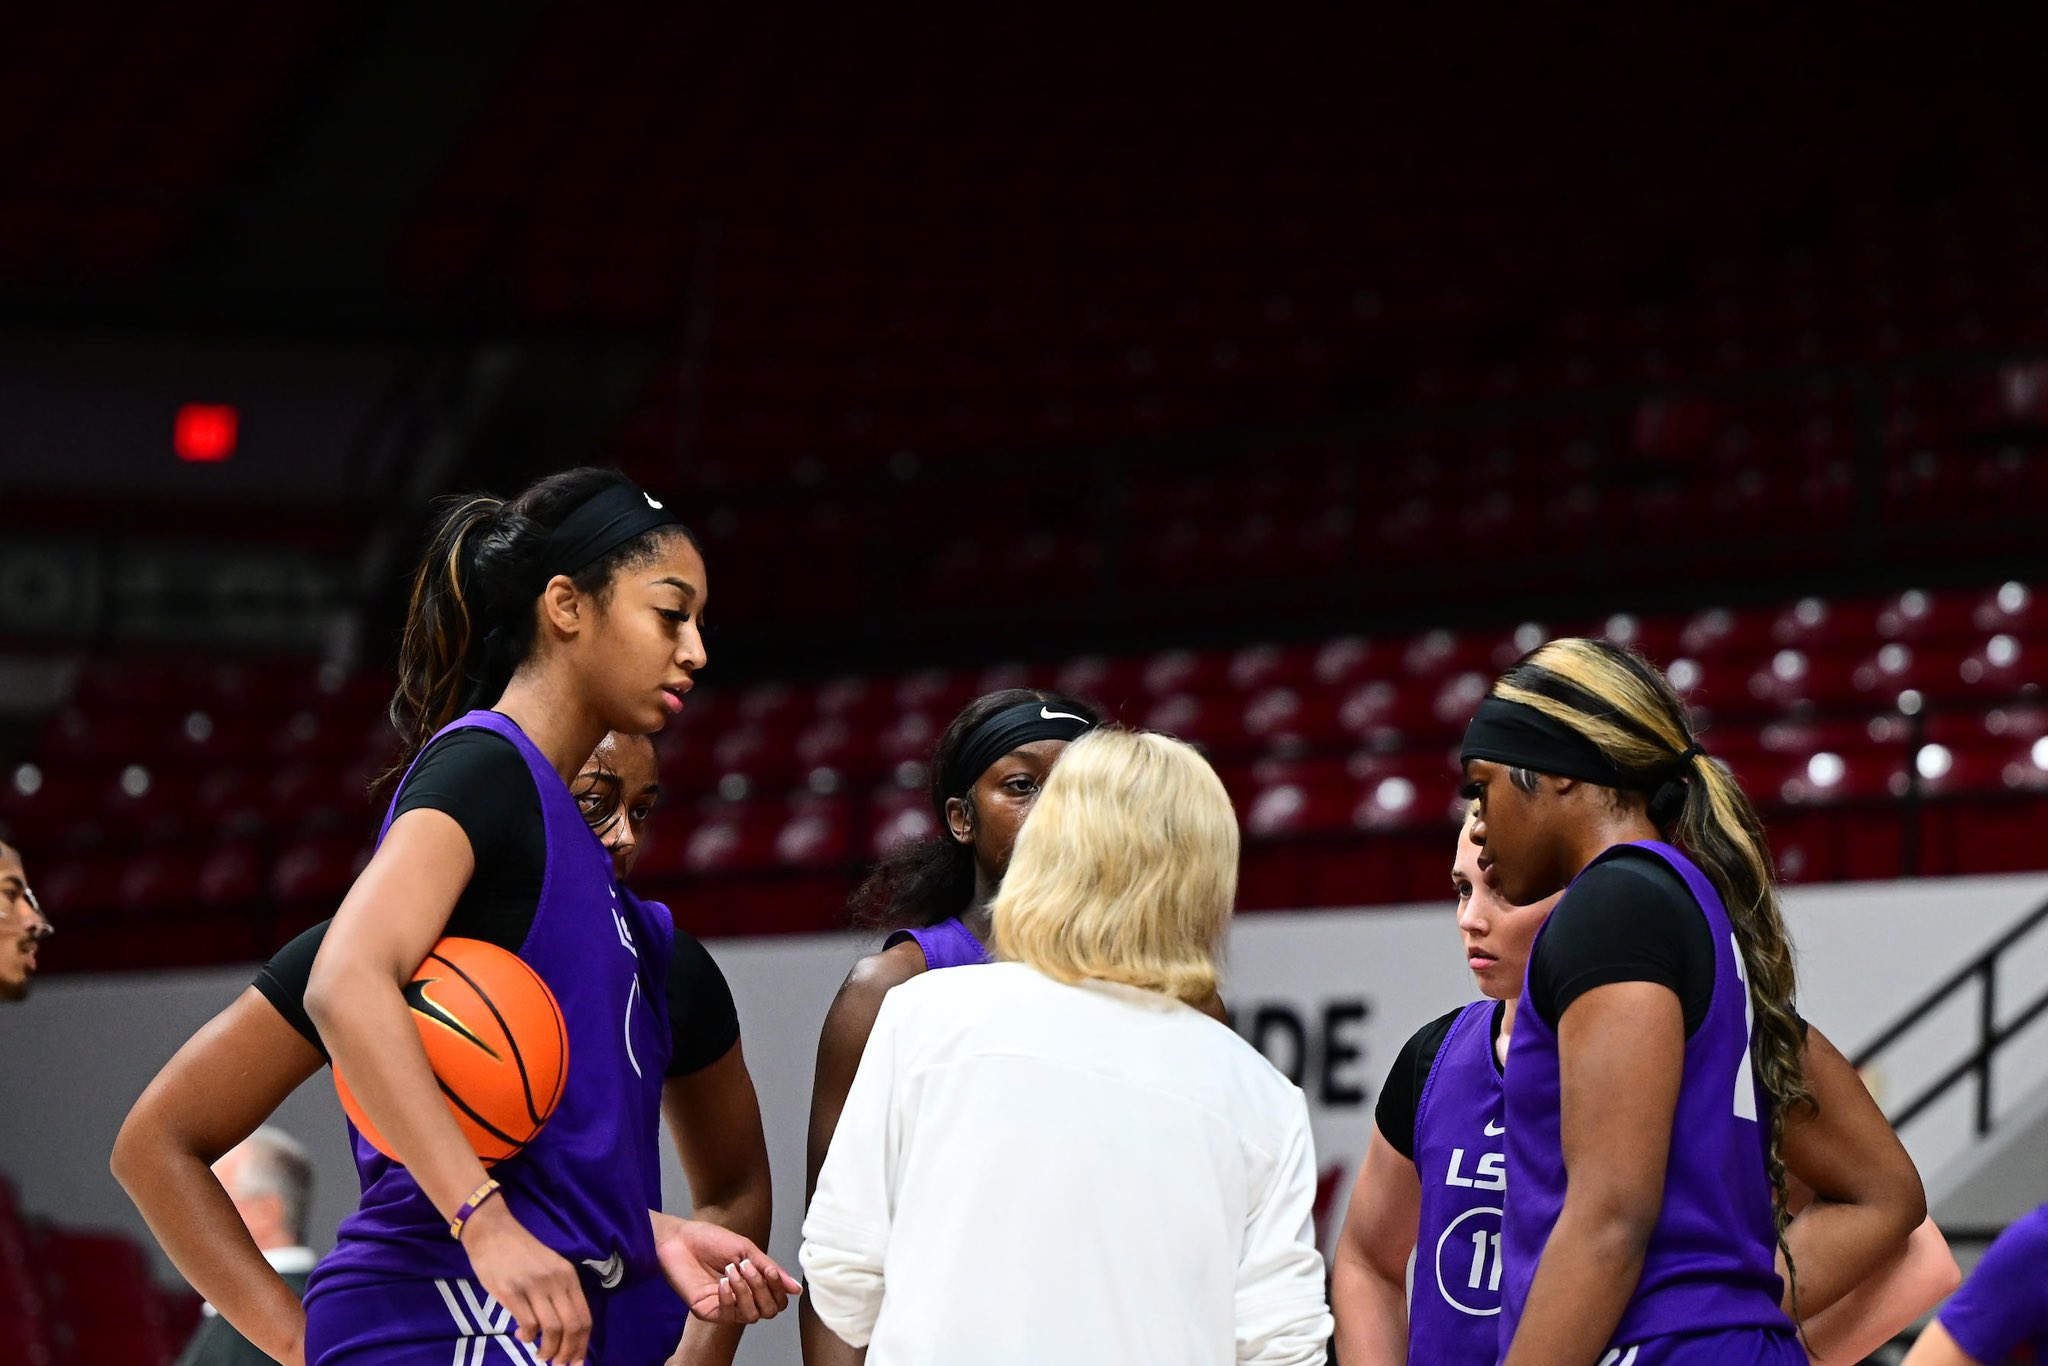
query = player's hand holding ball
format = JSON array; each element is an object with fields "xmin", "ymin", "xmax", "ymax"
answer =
[
  {"xmin": 651, "ymin": 1210, "xmax": 802, "ymax": 1325},
  {"xmin": 460, "ymin": 1197, "xmax": 593, "ymax": 1366}
]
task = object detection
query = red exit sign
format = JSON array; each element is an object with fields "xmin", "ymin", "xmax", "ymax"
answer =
[{"xmin": 175, "ymin": 404, "xmax": 238, "ymax": 463}]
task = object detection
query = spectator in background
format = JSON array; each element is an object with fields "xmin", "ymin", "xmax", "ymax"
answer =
[
  {"xmin": 0, "ymin": 840, "xmax": 51, "ymax": 1002},
  {"xmin": 176, "ymin": 1128, "xmax": 316, "ymax": 1366}
]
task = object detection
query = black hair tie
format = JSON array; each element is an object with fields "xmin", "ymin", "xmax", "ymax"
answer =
[
  {"xmin": 1648, "ymin": 741, "xmax": 1705, "ymax": 825},
  {"xmin": 1648, "ymin": 776, "xmax": 1691, "ymax": 825}
]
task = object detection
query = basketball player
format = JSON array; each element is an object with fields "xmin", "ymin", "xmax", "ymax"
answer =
[
  {"xmin": 147, "ymin": 469, "xmax": 789, "ymax": 1365},
  {"xmin": 1460, "ymin": 638, "xmax": 1920, "ymax": 1364},
  {"xmin": 1901, "ymin": 1203, "xmax": 2048, "ymax": 1363},
  {"xmin": 0, "ymin": 839, "xmax": 51, "ymax": 1002},
  {"xmin": 799, "ymin": 689, "xmax": 1097, "ymax": 1362},
  {"xmin": 578, "ymin": 730, "xmax": 774, "ymax": 1366},
  {"xmin": 802, "ymin": 728, "xmax": 1333, "ymax": 1363},
  {"xmin": 115, "ymin": 728, "xmax": 778, "ymax": 1366},
  {"xmin": 1331, "ymin": 810, "xmax": 1957, "ymax": 1363}
]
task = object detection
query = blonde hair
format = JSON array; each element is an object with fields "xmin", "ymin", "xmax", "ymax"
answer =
[
  {"xmin": 992, "ymin": 728, "xmax": 1238, "ymax": 1005},
  {"xmin": 1493, "ymin": 637, "xmax": 1813, "ymax": 1317}
]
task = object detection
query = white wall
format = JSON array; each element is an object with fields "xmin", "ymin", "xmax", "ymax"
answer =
[{"xmin": 0, "ymin": 872, "xmax": 2041, "ymax": 1365}]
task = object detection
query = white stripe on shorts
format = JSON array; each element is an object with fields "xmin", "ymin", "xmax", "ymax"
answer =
[
  {"xmin": 433, "ymin": 1277, "xmax": 542, "ymax": 1365},
  {"xmin": 436, "ymin": 1278, "xmax": 472, "ymax": 1335}
]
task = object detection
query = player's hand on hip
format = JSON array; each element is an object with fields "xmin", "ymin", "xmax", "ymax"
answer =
[
  {"xmin": 651, "ymin": 1211, "xmax": 802, "ymax": 1324},
  {"xmin": 461, "ymin": 1199, "xmax": 593, "ymax": 1366}
]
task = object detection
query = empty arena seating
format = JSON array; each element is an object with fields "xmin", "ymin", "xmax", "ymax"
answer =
[
  {"xmin": 4, "ymin": 581, "xmax": 2042, "ymax": 969},
  {"xmin": 386, "ymin": 8, "xmax": 2048, "ymax": 546},
  {"xmin": 378, "ymin": 7, "xmax": 2048, "ymax": 653},
  {"xmin": 0, "ymin": 1173, "xmax": 197, "ymax": 1366},
  {"xmin": 0, "ymin": 0, "xmax": 339, "ymax": 290}
]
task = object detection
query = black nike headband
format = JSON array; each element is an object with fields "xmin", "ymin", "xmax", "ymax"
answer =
[
  {"xmin": 1459, "ymin": 695, "xmax": 1638, "ymax": 787},
  {"xmin": 943, "ymin": 701, "xmax": 1096, "ymax": 804},
  {"xmin": 1460, "ymin": 695, "xmax": 1706, "ymax": 822},
  {"xmin": 541, "ymin": 480, "xmax": 684, "ymax": 581}
]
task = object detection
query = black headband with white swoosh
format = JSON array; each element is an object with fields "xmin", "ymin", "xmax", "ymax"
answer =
[
  {"xmin": 944, "ymin": 701, "xmax": 1095, "ymax": 802},
  {"xmin": 540, "ymin": 480, "xmax": 683, "ymax": 581}
]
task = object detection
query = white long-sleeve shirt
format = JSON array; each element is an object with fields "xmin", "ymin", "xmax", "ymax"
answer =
[{"xmin": 801, "ymin": 961, "xmax": 1332, "ymax": 1365}]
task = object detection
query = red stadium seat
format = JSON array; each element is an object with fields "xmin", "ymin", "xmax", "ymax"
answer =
[
  {"xmin": 270, "ymin": 833, "xmax": 368, "ymax": 910},
  {"xmin": 776, "ymin": 798, "xmax": 853, "ymax": 869},
  {"xmin": 37, "ymin": 1228, "xmax": 179, "ymax": 1365},
  {"xmin": 114, "ymin": 848, "xmax": 203, "ymax": 913},
  {"xmin": 196, "ymin": 841, "xmax": 267, "ymax": 909}
]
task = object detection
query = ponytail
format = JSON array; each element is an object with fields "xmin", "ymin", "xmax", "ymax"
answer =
[
  {"xmin": 1491, "ymin": 637, "xmax": 1814, "ymax": 1319},
  {"xmin": 389, "ymin": 496, "xmax": 503, "ymax": 765}
]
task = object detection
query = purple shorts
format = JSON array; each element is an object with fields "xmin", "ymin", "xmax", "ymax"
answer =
[
  {"xmin": 1596, "ymin": 1327, "xmax": 1804, "ymax": 1365},
  {"xmin": 600, "ymin": 1276, "xmax": 689, "ymax": 1366},
  {"xmin": 305, "ymin": 1272, "xmax": 615, "ymax": 1366}
]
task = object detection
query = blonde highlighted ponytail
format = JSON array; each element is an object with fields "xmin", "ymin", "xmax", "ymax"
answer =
[{"xmin": 1494, "ymin": 637, "xmax": 1814, "ymax": 1318}]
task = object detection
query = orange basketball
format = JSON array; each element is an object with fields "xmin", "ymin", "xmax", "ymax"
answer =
[{"xmin": 335, "ymin": 938, "xmax": 569, "ymax": 1166}]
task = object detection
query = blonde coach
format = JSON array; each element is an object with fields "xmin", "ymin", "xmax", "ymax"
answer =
[{"xmin": 801, "ymin": 728, "xmax": 1331, "ymax": 1365}]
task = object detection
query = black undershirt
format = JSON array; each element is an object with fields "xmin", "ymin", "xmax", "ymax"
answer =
[
  {"xmin": 1375, "ymin": 1000, "xmax": 1505, "ymax": 1161},
  {"xmin": 255, "ymin": 916, "xmax": 740, "ymax": 1079},
  {"xmin": 389, "ymin": 728, "xmax": 547, "ymax": 951},
  {"xmin": 1376, "ymin": 850, "xmax": 1718, "ymax": 1160},
  {"xmin": 1525, "ymin": 849, "xmax": 1717, "ymax": 1035},
  {"xmin": 255, "ymin": 723, "xmax": 740, "ymax": 1076}
]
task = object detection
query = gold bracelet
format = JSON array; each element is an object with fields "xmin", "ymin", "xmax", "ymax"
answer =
[{"xmin": 448, "ymin": 1178, "xmax": 502, "ymax": 1241}]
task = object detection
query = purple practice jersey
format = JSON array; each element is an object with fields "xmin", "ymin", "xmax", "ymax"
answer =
[
  {"xmin": 1936, "ymin": 1202, "xmax": 2048, "ymax": 1362},
  {"xmin": 598, "ymin": 886, "xmax": 694, "ymax": 1366},
  {"xmin": 883, "ymin": 916, "xmax": 990, "ymax": 970},
  {"xmin": 307, "ymin": 711, "xmax": 675, "ymax": 1305},
  {"xmin": 1409, "ymin": 999, "xmax": 1506, "ymax": 1363},
  {"xmin": 1499, "ymin": 840, "xmax": 1794, "ymax": 1356}
]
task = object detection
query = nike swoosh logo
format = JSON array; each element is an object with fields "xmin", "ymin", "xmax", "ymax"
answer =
[
  {"xmin": 643, "ymin": 492, "xmax": 664, "ymax": 510},
  {"xmin": 582, "ymin": 1252, "xmax": 625, "ymax": 1288},
  {"xmin": 1040, "ymin": 707, "xmax": 1088, "ymax": 723},
  {"xmin": 1484, "ymin": 1119, "xmax": 1506, "ymax": 1136},
  {"xmin": 403, "ymin": 979, "xmax": 500, "ymax": 1059}
]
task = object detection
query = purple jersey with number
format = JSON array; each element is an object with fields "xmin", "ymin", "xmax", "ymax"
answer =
[
  {"xmin": 883, "ymin": 916, "xmax": 990, "ymax": 970},
  {"xmin": 306, "ymin": 711, "xmax": 675, "ymax": 1304},
  {"xmin": 1938, "ymin": 1203, "xmax": 2048, "ymax": 1362},
  {"xmin": 1499, "ymin": 840, "xmax": 1792, "ymax": 1353},
  {"xmin": 1409, "ymin": 999, "xmax": 1507, "ymax": 1363}
]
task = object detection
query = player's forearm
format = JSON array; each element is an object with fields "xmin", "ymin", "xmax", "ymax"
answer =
[
  {"xmin": 689, "ymin": 1164, "xmax": 772, "ymax": 1246},
  {"xmin": 306, "ymin": 966, "xmax": 488, "ymax": 1216},
  {"xmin": 800, "ymin": 1296, "xmax": 869, "ymax": 1365},
  {"xmin": 111, "ymin": 1135, "xmax": 305, "ymax": 1363},
  {"xmin": 671, "ymin": 1175, "xmax": 772, "ymax": 1365},
  {"xmin": 672, "ymin": 1314, "xmax": 744, "ymax": 1366},
  {"xmin": 1778, "ymin": 1193, "xmax": 1924, "ymax": 1319},
  {"xmin": 1501, "ymin": 1202, "xmax": 1650, "ymax": 1366},
  {"xmin": 1330, "ymin": 1248, "xmax": 1408, "ymax": 1365},
  {"xmin": 1800, "ymin": 1218, "xmax": 1960, "ymax": 1365}
]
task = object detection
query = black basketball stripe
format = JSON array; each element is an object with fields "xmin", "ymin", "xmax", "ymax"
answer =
[
  {"xmin": 515, "ymin": 950, "xmax": 568, "ymax": 1117},
  {"xmin": 435, "ymin": 1074, "xmax": 526, "ymax": 1158},
  {"xmin": 428, "ymin": 950, "xmax": 548, "ymax": 1128}
]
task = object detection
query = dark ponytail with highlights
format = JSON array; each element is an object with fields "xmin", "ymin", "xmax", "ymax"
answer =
[
  {"xmin": 387, "ymin": 467, "xmax": 697, "ymax": 771},
  {"xmin": 849, "ymin": 687, "xmax": 1101, "ymax": 932}
]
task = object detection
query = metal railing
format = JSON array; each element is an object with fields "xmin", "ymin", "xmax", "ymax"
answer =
[{"xmin": 1851, "ymin": 893, "xmax": 2048, "ymax": 1137}]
